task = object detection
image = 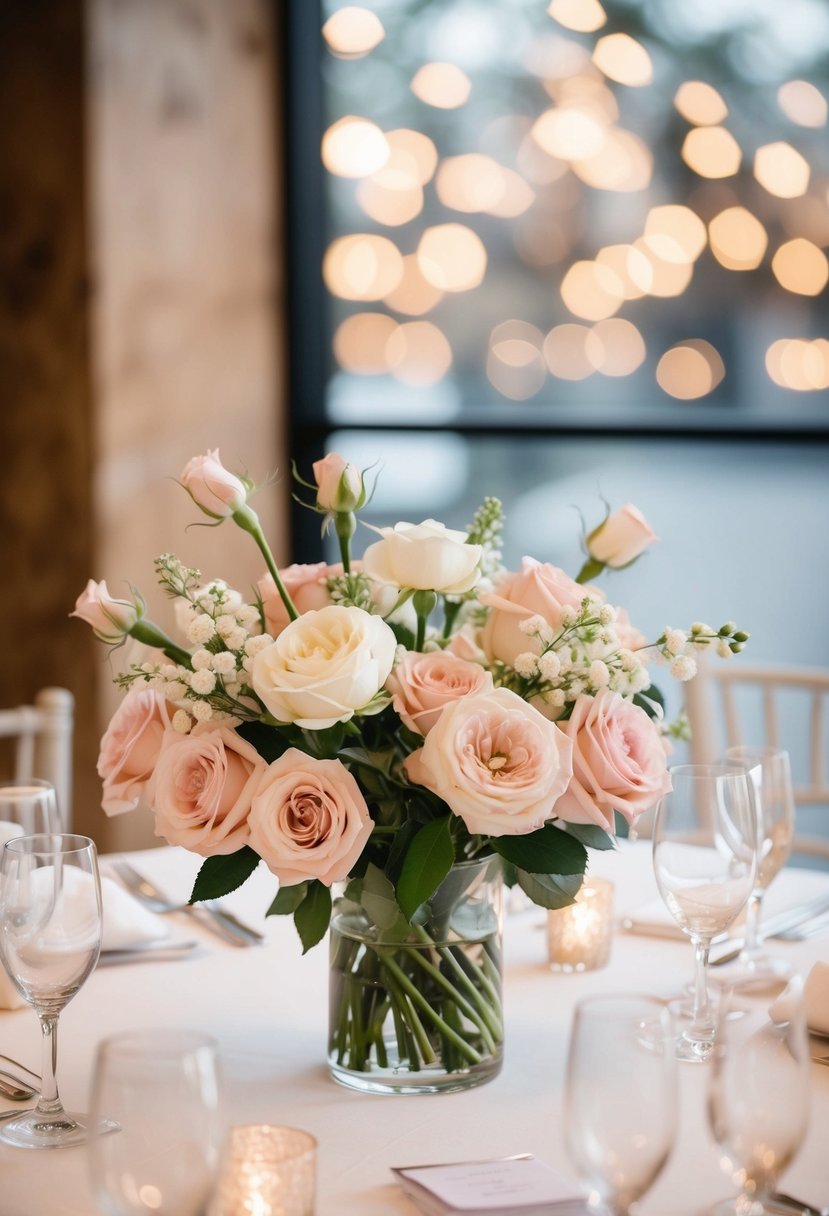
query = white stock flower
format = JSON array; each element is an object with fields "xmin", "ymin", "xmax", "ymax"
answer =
[
  {"xmin": 245, "ymin": 634, "xmax": 273, "ymax": 657},
  {"xmin": 164, "ymin": 681, "xmax": 189, "ymax": 701},
  {"xmin": 225, "ymin": 627, "xmax": 248, "ymax": 651},
  {"xmin": 589, "ymin": 659, "xmax": 610, "ymax": 688},
  {"xmin": 538, "ymin": 651, "xmax": 561, "ymax": 681},
  {"xmin": 171, "ymin": 709, "xmax": 193, "ymax": 733},
  {"xmin": 670, "ymin": 655, "xmax": 697, "ymax": 681},
  {"xmin": 191, "ymin": 649, "xmax": 213, "ymax": 670},
  {"xmin": 513, "ymin": 652, "xmax": 538, "ymax": 678},
  {"xmin": 215, "ymin": 615, "xmax": 238, "ymax": 639},
  {"xmin": 211, "ymin": 652, "xmax": 238, "ymax": 675},
  {"xmin": 191, "ymin": 700, "xmax": 214, "ymax": 722},
  {"xmin": 188, "ymin": 615, "xmax": 216, "ymax": 644},
  {"xmin": 190, "ymin": 669, "xmax": 217, "ymax": 695},
  {"xmin": 664, "ymin": 628, "xmax": 687, "ymax": 656}
]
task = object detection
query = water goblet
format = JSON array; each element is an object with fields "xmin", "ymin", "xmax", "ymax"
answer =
[
  {"xmin": 721, "ymin": 746, "xmax": 795, "ymax": 984},
  {"xmin": 708, "ymin": 977, "xmax": 810, "ymax": 1215},
  {"xmin": 88, "ymin": 1028, "xmax": 223, "ymax": 1216},
  {"xmin": 0, "ymin": 779, "xmax": 60, "ymax": 842},
  {"xmin": 564, "ymin": 994, "xmax": 677, "ymax": 1216},
  {"xmin": 652, "ymin": 764, "xmax": 757, "ymax": 1062},
  {"xmin": 0, "ymin": 832, "xmax": 102, "ymax": 1148}
]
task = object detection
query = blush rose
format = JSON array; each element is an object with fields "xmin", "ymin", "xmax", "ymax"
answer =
[
  {"xmin": 586, "ymin": 503, "xmax": 657, "ymax": 568},
  {"xmin": 479, "ymin": 557, "xmax": 591, "ymax": 667},
  {"xmin": 97, "ymin": 687, "xmax": 171, "ymax": 816},
  {"xmin": 247, "ymin": 749, "xmax": 373, "ymax": 887},
  {"xmin": 72, "ymin": 579, "xmax": 142, "ymax": 644},
  {"xmin": 386, "ymin": 650, "xmax": 493, "ymax": 736}
]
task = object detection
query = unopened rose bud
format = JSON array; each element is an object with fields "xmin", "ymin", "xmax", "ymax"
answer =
[
  {"xmin": 312, "ymin": 453, "xmax": 365, "ymax": 514},
  {"xmin": 71, "ymin": 579, "xmax": 143, "ymax": 643},
  {"xmin": 180, "ymin": 449, "xmax": 248, "ymax": 519},
  {"xmin": 586, "ymin": 503, "xmax": 657, "ymax": 569}
]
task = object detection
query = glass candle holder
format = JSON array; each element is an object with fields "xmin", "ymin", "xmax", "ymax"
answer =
[
  {"xmin": 209, "ymin": 1124, "xmax": 317, "ymax": 1216},
  {"xmin": 547, "ymin": 877, "xmax": 614, "ymax": 972}
]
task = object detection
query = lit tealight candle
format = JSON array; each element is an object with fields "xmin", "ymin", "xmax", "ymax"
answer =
[
  {"xmin": 547, "ymin": 877, "xmax": 615, "ymax": 972},
  {"xmin": 209, "ymin": 1124, "xmax": 317, "ymax": 1216}
]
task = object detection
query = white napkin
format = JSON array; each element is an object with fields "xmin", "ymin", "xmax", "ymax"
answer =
[
  {"xmin": 805, "ymin": 961, "xmax": 829, "ymax": 1037},
  {"xmin": 0, "ymin": 822, "xmax": 24, "ymax": 847},
  {"xmin": 621, "ymin": 898, "xmax": 685, "ymax": 939},
  {"xmin": 0, "ymin": 871, "xmax": 169, "ymax": 1010}
]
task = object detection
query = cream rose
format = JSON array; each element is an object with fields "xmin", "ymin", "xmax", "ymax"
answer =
[
  {"xmin": 387, "ymin": 651, "xmax": 493, "ymax": 736},
  {"xmin": 555, "ymin": 690, "xmax": 671, "ymax": 831},
  {"xmin": 480, "ymin": 558, "xmax": 589, "ymax": 667},
  {"xmin": 179, "ymin": 449, "xmax": 248, "ymax": 519},
  {"xmin": 247, "ymin": 749, "xmax": 373, "ymax": 886},
  {"xmin": 313, "ymin": 452, "xmax": 364, "ymax": 513},
  {"xmin": 404, "ymin": 686, "xmax": 573, "ymax": 836},
  {"xmin": 97, "ymin": 687, "xmax": 171, "ymax": 816},
  {"xmin": 362, "ymin": 520, "xmax": 482, "ymax": 595},
  {"xmin": 150, "ymin": 723, "xmax": 266, "ymax": 855},
  {"xmin": 251, "ymin": 604, "xmax": 397, "ymax": 729},
  {"xmin": 71, "ymin": 579, "xmax": 142, "ymax": 643},
  {"xmin": 587, "ymin": 503, "xmax": 657, "ymax": 568}
]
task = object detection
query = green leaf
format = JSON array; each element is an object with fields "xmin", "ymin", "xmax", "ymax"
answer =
[
  {"xmin": 575, "ymin": 557, "xmax": 604, "ymax": 585},
  {"xmin": 300, "ymin": 723, "xmax": 345, "ymax": 760},
  {"xmin": 396, "ymin": 817, "xmax": 455, "ymax": 921},
  {"xmin": 516, "ymin": 869, "xmax": 583, "ymax": 910},
  {"xmin": 361, "ymin": 863, "xmax": 409, "ymax": 939},
  {"xmin": 633, "ymin": 683, "xmax": 665, "ymax": 720},
  {"xmin": 338, "ymin": 746, "xmax": 395, "ymax": 778},
  {"xmin": 190, "ymin": 846, "xmax": 260, "ymax": 903},
  {"xmin": 294, "ymin": 881, "xmax": 332, "ymax": 954},
  {"xmin": 491, "ymin": 824, "xmax": 587, "ymax": 875},
  {"xmin": 266, "ymin": 882, "xmax": 307, "ymax": 916},
  {"xmin": 236, "ymin": 719, "xmax": 295, "ymax": 763},
  {"xmin": 561, "ymin": 822, "xmax": 616, "ymax": 851}
]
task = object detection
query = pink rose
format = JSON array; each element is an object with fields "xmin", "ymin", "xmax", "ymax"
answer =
[
  {"xmin": 480, "ymin": 558, "xmax": 589, "ymax": 667},
  {"xmin": 555, "ymin": 690, "xmax": 671, "ymax": 831},
  {"xmin": 313, "ymin": 453, "xmax": 365, "ymax": 513},
  {"xmin": 587, "ymin": 503, "xmax": 657, "ymax": 568},
  {"xmin": 404, "ymin": 687, "xmax": 573, "ymax": 836},
  {"xmin": 71, "ymin": 579, "xmax": 142, "ymax": 643},
  {"xmin": 387, "ymin": 651, "xmax": 493, "ymax": 736},
  {"xmin": 97, "ymin": 687, "xmax": 171, "ymax": 816},
  {"xmin": 150, "ymin": 724, "xmax": 266, "ymax": 856},
  {"xmin": 258, "ymin": 563, "xmax": 338, "ymax": 637},
  {"xmin": 247, "ymin": 748, "xmax": 373, "ymax": 886},
  {"xmin": 614, "ymin": 607, "xmax": 648, "ymax": 656},
  {"xmin": 179, "ymin": 449, "xmax": 248, "ymax": 519}
]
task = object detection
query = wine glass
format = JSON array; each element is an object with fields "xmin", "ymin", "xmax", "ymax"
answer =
[
  {"xmin": 708, "ymin": 977, "xmax": 810, "ymax": 1215},
  {"xmin": 564, "ymin": 994, "xmax": 677, "ymax": 1216},
  {"xmin": 652, "ymin": 764, "xmax": 757, "ymax": 1062},
  {"xmin": 0, "ymin": 832, "xmax": 102, "ymax": 1148},
  {"xmin": 721, "ymin": 746, "xmax": 795, "ymax": 984},
  {"xmin": 88, "ymin": 1029, "xmax": 223, "ymax": 1216},
  {"xmin": 0, "ymin": 780, "xmax": 60, "ymax": 842}
]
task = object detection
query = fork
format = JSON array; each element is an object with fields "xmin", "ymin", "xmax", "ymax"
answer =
[{"xmin": 111, "ymin": 860, "xmax": 264, "ymax": 947}]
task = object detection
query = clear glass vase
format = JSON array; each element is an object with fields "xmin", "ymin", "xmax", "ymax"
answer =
[{"xmin": 327, "ymin": 856, "xmax": 504, "ymax": 1094}]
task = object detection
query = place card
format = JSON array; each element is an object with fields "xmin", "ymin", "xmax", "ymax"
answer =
[{"xmin": 391, "ymin": 1156, "xmax": 589, "ymax": 1215}]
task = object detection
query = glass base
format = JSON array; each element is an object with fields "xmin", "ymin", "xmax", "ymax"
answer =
[
  {"xmin": 709, "ymin": 954, "xmax": 793, "ymax": 991},
  {"xmin": 329, "ymin": 1047, "xmax": 502, "ymax": 1095},
  {"xmin": 0, "ymin": 1106, "xmax": 92, "ymax": 1149},
  {"xmin": 709, "ymin": 1196, "xmax": 797, "ymax": 1215},
  {"xmin": 674, "ymin": 1028, "xmax": 715, "ymax": 1062}
]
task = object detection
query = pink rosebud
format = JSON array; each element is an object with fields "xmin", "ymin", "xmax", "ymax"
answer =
[
  {"xmin": 586, "ymin": 504, "xmax": 657, "ymax": 568},
  {"xmin": 180, "ymin": 449, "xmax": 248, "ymax": 518},
  {"xmin": 312, "ymin": 453, "xmax": 365, "ymax": 513},
  {"xmin": 71, "ymin": 579, "xmax": 142, "ymax": 643}
]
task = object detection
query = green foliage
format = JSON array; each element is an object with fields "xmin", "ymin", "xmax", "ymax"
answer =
[
  {"xmin": 396, "ymin": 817, "xmax": 455, "ymax": 921},
  {"xmin": 561, "ymin": 822, "xmax": 616, "ymax": 851},
  {"xmin": 294, "ymin": 881, "xmax": 332, "ymax": 954},
  {"xmin": 491, "ymin": 824, "xmax": 587, "ymax": 875},
  {"xmin": 515, "ymin": 869, "xmax": 584, "ymax": 909},
  {"xmin": 266, "ymin": 883, "xmax": 308, "ymax": 916},
  {"xmin": 190, "ymin": 846, "xmax": 261, "ymax": 903}
]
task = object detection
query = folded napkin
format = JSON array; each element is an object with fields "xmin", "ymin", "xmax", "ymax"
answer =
[
  {"xmin": 621, "ymin": 898, "xmax": 685, "ymax": 940},
  {"xmin": 805, "ymin": 961, "xmax": 829, "ymax": 1037},
  {"xmin": 0, "ymin": 871, "xmax": 169, "ymax": 1010}
]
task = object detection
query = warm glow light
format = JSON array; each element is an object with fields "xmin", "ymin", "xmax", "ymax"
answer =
[
  {"xmin": 383, "ymin": 255, "xmax": 444, "ymax": 316},
  {"xmin": 596, "ymin": 244, "xmax": 652, "ymax": 298},
  {"xmin": 435, "ymin": 154, "xmax": 506, "ymax": 213},
  {"xmin": 674, "ymin": 81, "xmax": 728, "ymax": 126},
  {"xmin": 592, "ymin": 33, "xmax": 653, "ymax": 87},
  {"xmin": 753, "ymin": 142, "xmax": 810, "ymax": 198},
  {"xmin": 487, "ymin": 321, "xmax": 547, "ymax": 399},
  {"xmin": 777, "ymin": 80, "xmax": 828, "ymax": 128},
  {"xmin": 333, "ymin": 312, "xmax": 396, "ymax": 373},
  {"xmin": 386, "ymin": 321, "xmax": 452, "ymax": 385},
  {"xmin": 322, "ymin": 7, "xmax": 385, "ymax": 58},
  {"xmin": 517, "ymin": 132, "xmax": 569, "ymax": 184},
  {"xmin": 322, "ymin": 116, "xmax": 389, "ymax": 178},
  {"xmin": 657, "ymin": 340, "xmax": 724, "ymax": 399},
  {"xmin": 411, "ymin": 62, "xmax": 471, "ymax": 109},
  {"xmin": 543, "ymin": 323, "xmax": 598, "ymax": 380},
  {"xmin": 323, "ymin": 234, "xmax": 403, "ymax": 300},
  {"xmin": 547, "ymin": 0, "xmax": 607, "ymax": 33},
  {"xmin": 708, "ymin": 207, "xmax": 768, "ymax": 271},
  {"xmin": 681, "ymin": 126, "xmax": 741, "ymax": 178},
  {"xmin": 560, "ymin": 261, "xmax": 622, "ymax": 320},
  {"xmin": 632, "ymin": 241, "xmax": 694, "ymax": 297},
  {"xmin": 643, "ymin": 205, "xmax": 707, "ymax": 264},
  {"xmin": 417, "ymin": 224, "xmax": 487, "ymax": 292},
  {"xmin": 571, "ymin": 127, "xmax": 652, "ymax": 191},
  {"xmin": 487, "ymin": 169, "xmax": 536, "ymax": 218},
  {"xmin": 766, "ymin": 339, "xmax": 829, "ymax": 391},
  {"xmin": 385, "ymin": 129, "xmax": 439, "ymax": 185},
  {"xmin": 552, "ymin": 75, "xmax": 619, "ymax": 123},
  {"xmin": 589, "ymin": 318, "xmax": 646, "ymax": 376},
  {"xmin": 357, "ymin": 174, "xmax": 423, "ymax": 225},
  {"xmin": 531, "ymin": 107, "xmax": 607, "ymax": 160},
  {"xmin": 771, "ymin": 238, "xmax": 829, "ymax": 296}
]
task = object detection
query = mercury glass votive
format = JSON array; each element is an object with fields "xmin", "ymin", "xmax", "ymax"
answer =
[
  {"xmin": 208, "ymin": 1124, "xmax": 317, "ymax": 1216},
  {"xmin": 547, "ymin": 877, "xmax": 615, "ymax": 972}
]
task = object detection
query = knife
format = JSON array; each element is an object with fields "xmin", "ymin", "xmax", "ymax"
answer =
[
  {"xmin": 98, "ymin": 940, "xmax": 199, "ymax": 966},
  {"xmin": 711, "ymin": 892, "xmax": 829, "ymax": 966}
]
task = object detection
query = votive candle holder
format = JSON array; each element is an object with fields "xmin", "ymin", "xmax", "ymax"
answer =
[
  {"xmin": 209, "ymin": 1123, "xmax": 317, "ymax": 1216},
  {"xmin": 547, "ymin": 877, "xmax": 614, "ymax": 972}
]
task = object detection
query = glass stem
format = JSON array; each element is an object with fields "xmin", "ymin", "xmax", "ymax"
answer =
[
  {"xmin": 36, "ymin": 1012, "xmax": 64, "ymax": 1116},
  {"xmin": 690, "ymin": 936, "xmax": 713, "ymax": 1036},
  {"xmin": 741, "ymin": 891, "xmax": 763, "ymax": 958}
]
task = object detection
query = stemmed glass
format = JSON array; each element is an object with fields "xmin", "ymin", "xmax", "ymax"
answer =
[
  {"xmin": 708, "ymin": 977, "xmax": 810, "ymax": 1215},
  {"xmin": 564, "ymin": 994, "xmax": 677, "ymax": 1216},
  {"xmin": 88, "ymin": 1029, "xmax": 223, "ymax": 1216},
  {"xmin": 0, "ymin": 832, "xmax": 102, "ymax": 1148},
  {"xmin": 0, "ymin": 780, "xmax": 60, "ymax": 841},
  {"xmin": 721, "ymin": 746, "xmax": 795, "ymax": 983},
  {"xmin": 652, "ymin": 764, "xmax": 757, "ymax": 1062}
]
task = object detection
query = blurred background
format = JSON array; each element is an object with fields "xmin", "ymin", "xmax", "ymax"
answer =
[{"xmin": 1, "ymin": 0, "xmax": 827, "ymax": 849}]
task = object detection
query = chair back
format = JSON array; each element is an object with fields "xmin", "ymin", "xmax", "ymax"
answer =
[
  {"xmin": 684, "ymin": 662, "xmax": 829, "ymax": 860},
  {"xmin": 0, "ymin": 688, "xmax": 74, "ymax": 830}
]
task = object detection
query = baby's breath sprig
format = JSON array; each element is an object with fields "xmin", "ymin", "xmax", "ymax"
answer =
[
  {"xmin": 643, "ymin": 620, "xmax": 750, "ymax": 680},
  {"xmin": 327, "ymin": 570, "xmax": 375, "ymax": 612},
  {"xmin": 154, "ymin": 554, "xmax": 202, "ymax": 601},
  {"xmin": 464, "ymin": 496, "xmax": 504, "ymax": 583}
]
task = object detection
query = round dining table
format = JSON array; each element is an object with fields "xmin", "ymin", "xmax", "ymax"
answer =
[{"xmin": 0, "ymin": 839, "xmax": 827, "ymax": 1215}]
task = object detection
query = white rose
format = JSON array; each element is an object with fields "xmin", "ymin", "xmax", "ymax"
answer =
[
  {"xmin": 251, "ymin": 604, "xmax": 397, "ymax": 729},
  {"xmin": 362, "ymin": 519, "xmax": 482, "ymax": 594},
  {"xmin": 586, "ymin": 503, "xmax": 657, "ymax": 568}
]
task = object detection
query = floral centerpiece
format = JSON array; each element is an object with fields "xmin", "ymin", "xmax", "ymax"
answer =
[{"xmin": 73, "ymin": 450, "xmax": 747, "ymax": 1093}]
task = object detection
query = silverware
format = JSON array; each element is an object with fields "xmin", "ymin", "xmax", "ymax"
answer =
[
  {"xmin": 711, "ymin": 893, "xmax": 829, "ymax": 966},
  {"xmin": 0, "ymin": 1054, "xmax": 39, "ymax": 1086},
  {"xmin": 111, "ymin": 860, "xmax": 263, "ymax": 948},
  {"xmin": 0, "ymin": 1106, "xmax": 34, "ymax": 1122},
  {"xmin": 97, "ymin": 940, "xmax": 199, "ymax": 966},
  {"xmin": 771, "ymin": 1190, "xmax": 829, "ymax": 1215},
  {"xmin": 0, "ymin": 1074, "xmax": 37, "ymax": 1101}
]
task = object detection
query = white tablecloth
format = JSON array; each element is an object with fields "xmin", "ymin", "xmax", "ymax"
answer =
[{"xmin": 1, "ymin": 841, "xmax": 827, "ymax": 1214}]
